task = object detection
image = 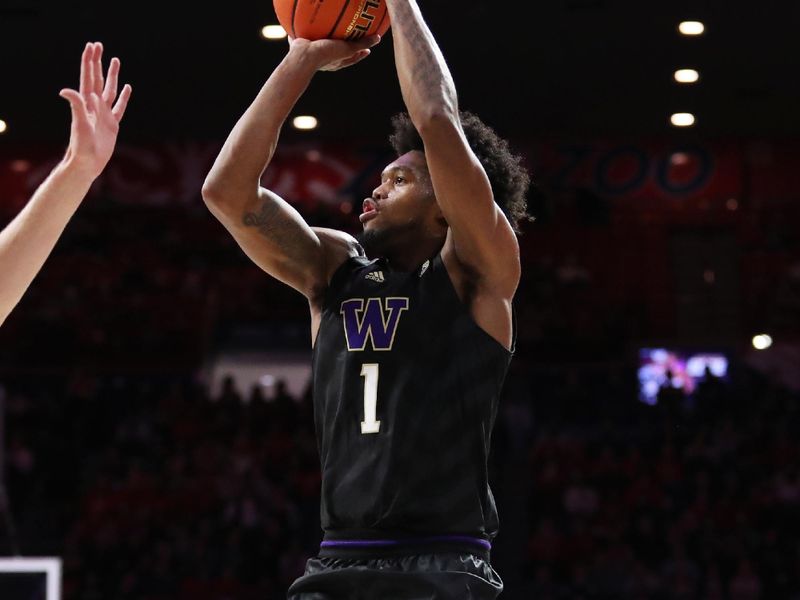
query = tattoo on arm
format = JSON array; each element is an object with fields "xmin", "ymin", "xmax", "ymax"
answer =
[
  {"xmin": 243, "ymin": 201, "xmax": 301, "ymax": 252},
  {"xmin": 390, "ymin": 1, "xmax": 455, "ymax": 107}
]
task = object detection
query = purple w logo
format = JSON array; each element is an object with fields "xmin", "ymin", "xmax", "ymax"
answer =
[{"xmin": 340, "ymin": 297, "xmax": 409, "ymax": 351}]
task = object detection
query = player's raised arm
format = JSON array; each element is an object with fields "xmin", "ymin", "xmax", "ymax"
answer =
[
  {"xmin": 201, "ymin": 36, "xmax": 379, "ymax": 300},
  {"xmin": 384, "ymin": 0, "xmax": 520, "ymax": 294},
  {"xmin": 0, "ymin": 42, "xmax": 131, "ymax": 327}
]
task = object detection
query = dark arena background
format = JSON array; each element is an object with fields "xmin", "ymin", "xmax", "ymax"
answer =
[{"xmin": 1, "ymin": 1, "xmax": 800, "ymax": 598}]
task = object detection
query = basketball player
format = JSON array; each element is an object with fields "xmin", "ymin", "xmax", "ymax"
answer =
[
  {"xmin": 203, "ymin": 0, "xmax": 530, "ymax": 596},
  {"xmin": 0, "ymin": 42, "xmax": 131, "ymax": 327}
]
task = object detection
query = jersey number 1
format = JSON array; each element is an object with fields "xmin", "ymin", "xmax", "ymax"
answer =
[{"xmin": 360, "ymin": 363, "xmax": 381, "ymax": 434}]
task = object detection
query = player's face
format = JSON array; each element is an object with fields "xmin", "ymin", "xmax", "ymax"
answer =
[{"xmin": 360, "ymin": 151, "xmax": 436, "ymax": 235}]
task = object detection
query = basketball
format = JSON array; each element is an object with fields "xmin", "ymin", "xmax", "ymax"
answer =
[{"xmin": 273, "ymin": 0, "xmax": 391, "ymax": 41}]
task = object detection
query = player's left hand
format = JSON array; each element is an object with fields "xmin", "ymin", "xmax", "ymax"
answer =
[
  {"xmin": 58, "ymin": 42, "xmax": 132, "ymax": 179},
  {"xmin": 288, "ymin": 34, "xmax": 381, "ymax": 72}
]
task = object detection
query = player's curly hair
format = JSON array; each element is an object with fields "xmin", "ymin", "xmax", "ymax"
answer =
[{"xmin": 389, "ymin": 111, "xmax": 534, "ymax": 233}]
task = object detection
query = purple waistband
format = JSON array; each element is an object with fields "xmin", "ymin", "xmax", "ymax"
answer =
[{"xmin": 320, "ymin": 535, "xmax": 491, "ymax": 550}]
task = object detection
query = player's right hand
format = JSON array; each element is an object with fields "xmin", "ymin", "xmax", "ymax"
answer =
[
  {"xmin": 59, "ymin": 42, "xmax": 132, "ymax": 179},
  {"xmin": 289, "ymin": 35, "xmax": 381, "ymax": 72}
]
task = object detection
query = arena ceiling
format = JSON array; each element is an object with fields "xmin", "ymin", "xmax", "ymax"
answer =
[{"xmin": 2, "ymin": 0, "xmax": 800, "ymax": 147}]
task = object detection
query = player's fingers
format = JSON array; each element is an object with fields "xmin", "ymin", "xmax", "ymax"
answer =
[
  {"xmin": 111, "ymin": 84, "xmax": 132, "ymax": 121},
  {"xmin": 103, "ymin": 57, "xmax": 120, "ymax": 105},
  {"xmin": 79, "ymin": 42, "xmax": 92, "ymax": 96},
  {"xmin": 59, "ymin": 88, "xmax": 91, "ymax": 133},
  {"xmin": 340, "ymin": 49, "xmax": 371, "ymax": 68},
  {"xmin": 93, "ymin": 42, "xmax": 105, "ymax": 95},
  {"xmin": 321, "ymin": 50, "xmax": 369, "ymax": 72},
  {"xmin": 86, "ymin": 44, "xmax": 98, "ymax": 99},
  {"xmin": 88, "ymin": 92, "xmax": 103, "ymax": 118},
  {"xmin": 353, "ymin": 34, "xmax": 380, "ymax": 50}
]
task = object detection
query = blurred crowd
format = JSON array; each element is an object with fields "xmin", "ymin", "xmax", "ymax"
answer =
[
  {"xmin": 4, "ymin": 373, "xmax": 319, "ymax": 599},
  {"xmin": 508, "ymin": 366, "xmax": 800, "ymax": 599},
  {"xmin": 2, "ymin": 359, "xmax": 798, "ymax": 599},
  {"xmin": 0, "ymin": 198, "xmax": 798, "ymax": 599}
]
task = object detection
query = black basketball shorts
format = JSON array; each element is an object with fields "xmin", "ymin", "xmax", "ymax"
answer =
[{"xmin": 287, "ymin": 552, "xmax": 503, "ymax": 600}]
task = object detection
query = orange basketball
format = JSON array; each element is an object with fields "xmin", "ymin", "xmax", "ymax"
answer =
[{"xmin": 273, "ymin": 0, "xmax": 390, "ymax": 41}]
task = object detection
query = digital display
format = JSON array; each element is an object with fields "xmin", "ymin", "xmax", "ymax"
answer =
[{"xmin": 638, "ymin": 347, "xmax": 728, "ymax": 405}]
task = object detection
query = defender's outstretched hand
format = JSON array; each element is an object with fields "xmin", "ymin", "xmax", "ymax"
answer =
[
  {"xmin": 289, "ymin": 35, "xmax": 381, "ymax": 72},
  {"xmin": 58, "ymin": 41, "xmax": 132, "ymax": 178},
  {"xmin": 0, "ymin": 41, "xmax": 132, "ymax": 327}
]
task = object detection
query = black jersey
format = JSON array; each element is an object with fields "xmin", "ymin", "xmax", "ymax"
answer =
[{"xmin": 311, "ymin": 252, "xmax": 513, "ymax": 554}]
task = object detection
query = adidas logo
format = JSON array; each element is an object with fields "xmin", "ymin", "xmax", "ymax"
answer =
[
  {"xmin": 365, "ymin": 271, "xmax": 385, "ymax": 283},
  {"xmin": 419, "ymin": 260, "xmax": 430, "ymax": 277}
]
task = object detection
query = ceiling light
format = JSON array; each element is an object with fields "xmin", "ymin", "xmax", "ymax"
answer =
[
  {"xmin": 293, "ymin": 115, "xmax": 318, "ymax": 130},
  {"xmin": 0, "ymin": 119, "xmax": 7, "ymax": 134},
  {"xmin": 670, "ymin": 112, "xmax": 696, "ymax": 127},
  {"xmin": 674, "ymin": 69, "xmax": 700, "ymax": 83},
  {"xmin": 261, "ymin": 25, "xmax": 287, "ymax": 40},
  {"xmin": 678, "ymin": 21, "xmax": 705, "ymax": 36},
  {"xmin": 752, "ymin": 334, "xmax": 772, "ymax": 350}
]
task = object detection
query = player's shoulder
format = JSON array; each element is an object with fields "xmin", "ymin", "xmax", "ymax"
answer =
[
  {"xmin": 313, "ymin": 227, "xmax": 364, "ymax": 257},
  {"xmin": 312, "ymin": 227, "xmax": 366, "ymax": 282}
]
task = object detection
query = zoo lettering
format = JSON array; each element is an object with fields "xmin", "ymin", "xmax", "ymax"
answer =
[{"xmin": 552, "ymin": 144, "xmax": 715, "ymax": 196}]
